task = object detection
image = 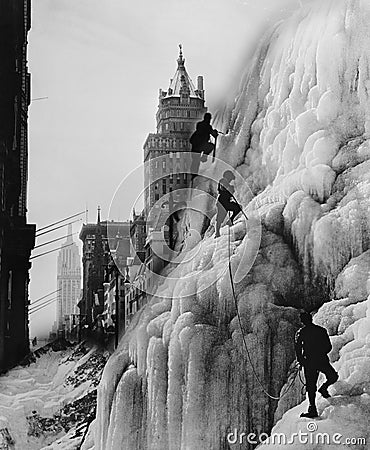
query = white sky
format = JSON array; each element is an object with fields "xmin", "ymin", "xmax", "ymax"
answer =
[{"xmin": 28, "ymin": 0, "xmax": 300, "ymax": 338}]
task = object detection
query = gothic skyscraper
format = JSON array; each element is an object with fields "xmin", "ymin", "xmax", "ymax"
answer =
[
  {"xmin": 56, "ymin": 224, "xmax": 81, "ymax": 333},
  {"xmin": 143, "ymin": 46, "xmax": 207, "ymax": 220}
]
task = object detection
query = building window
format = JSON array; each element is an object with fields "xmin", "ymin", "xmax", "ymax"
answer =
[
  {"xmin": 169, "ymin": 151, "xmax": 173, "ymax": 158},
  {"xmin": 162, "ymin": 161, "xmax": 166, "ymax": 169},
  {"xmin": 176, "ymin": 151, "xmax": 180, "ymax": 158}
]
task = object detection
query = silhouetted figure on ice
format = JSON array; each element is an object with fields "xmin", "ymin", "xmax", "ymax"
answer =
[
  {"xmin": 214, "ymin": 170, "xmax": 242, "ymax": 238},
  {"xmin": 189, "ymin": 112, "xmax": 218, "ymax": 180},
  {"xmin": 295, "ymin": 312, "xmax": 338, "ymax": 418}
]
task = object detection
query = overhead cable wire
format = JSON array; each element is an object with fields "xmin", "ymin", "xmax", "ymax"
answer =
[
  {"xmin": 29, "ymin": 295, "xmax": 59, "ymax": 312},
  {"xmin": 36, "ymin": 219, "xmax": 82, "ymax": 238},
  {"xmin": 29, "ymin": 297, "xmax": 58, "ymax": 315},
  {"xmin": 36, "ymin": 210, "xmax": 86, "ymax": 233},
  {"xmin": 34, "ymin": 232, "xmax": 78, "ymax": 250},
  {"xmin": 30, "ymin": 243, "xmax": 74, "ymax": 260},
  {"xmin": 29, "ymin": 288, "xmax": 61, "ymax": 306}
]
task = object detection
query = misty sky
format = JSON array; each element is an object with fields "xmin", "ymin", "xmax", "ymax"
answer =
[{"xmin": 28, "ymin": 0, "xmax": 300, "ymax": 337}]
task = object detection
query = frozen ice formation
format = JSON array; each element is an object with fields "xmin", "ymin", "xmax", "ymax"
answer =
[{"xmin": 87, "ymin": 0, "xmax": 370, "ymax": 448}]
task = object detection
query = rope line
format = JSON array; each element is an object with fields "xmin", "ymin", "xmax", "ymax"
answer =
[{"xmin": 227, "ymin": 213, "xmax": 301, "ymax": 401}]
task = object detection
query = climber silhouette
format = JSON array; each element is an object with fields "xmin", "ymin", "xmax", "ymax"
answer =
[
  {"xmin": 214, "ymin": 170, "xmax": 242, "ymax": 238},
  {"xmin": 189, "ymin": 112, "xmax": 218, "ymax": 180},
  {"xmin": 295, "ymin": 312, "xmax": 338, "ymax": 418}
]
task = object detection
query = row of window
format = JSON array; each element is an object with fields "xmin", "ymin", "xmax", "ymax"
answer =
[
  {"xmin": 161, "ymin": 109, "xmax": 201, "ymax": 119},
  {"xmin": 152, "ymin": 174, "xmax": 188, "ymax": 198},
  {"xmin": 162, "ymin": 121, "xmax": 193, "ymax": 132},
  {"xmin": 161, "ymin": 97, "xmax": 202, "ymax": 106},
  {"xmin": 147, "ymin": 139, "xmax": 190, "ymax": 149}
]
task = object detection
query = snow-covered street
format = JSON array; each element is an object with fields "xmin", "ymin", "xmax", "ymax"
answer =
[{"xmin": 0, "ymin": 342, "xmax": 108, "ymax": 450}]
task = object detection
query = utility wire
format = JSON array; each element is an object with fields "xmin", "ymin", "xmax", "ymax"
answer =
[
  {"xmin": 30, "ymin": 243, "xmax": 74, "ymax": 260},
  {"xmin": 29, "ymin": 295, "xmax": 59, "ymax": 312},
  {"xmin": 29, "ymin": 297, "xmax": 58, "ymax": 315},
  {"xmin": 29, "ymin": 288, "xmax": 61, "ymax": 306},
  {"xmin": 34, "ymin": 232, "xmax": 78, "ymax": 250},
  {"xmin": 36, "ymin": 210, "xmax": 86, "ymax": 233},
  {"xmin": 36, "ymin": 218, "xmax": 82, "ymax": 238},
  {"xmin": 31, "ymin": 96, "xmax": 48, "ymax": 101}
]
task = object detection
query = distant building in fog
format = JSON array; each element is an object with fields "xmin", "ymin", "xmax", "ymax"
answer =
[{"xmin": 56, "ymin": 224, "xmax": 81, "ymax": 335}]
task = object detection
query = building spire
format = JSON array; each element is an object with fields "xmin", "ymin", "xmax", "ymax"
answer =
[
  {"xmin": 66, "ymin": 223, "xmax": 73, "ymax": 243},
  {"xmin": 97, "ymin": 206, "xmax": 101, "ymax": 225},
  {"xmin": 177, "ymin": 43, "xmax": 185, "ymax": 67}
]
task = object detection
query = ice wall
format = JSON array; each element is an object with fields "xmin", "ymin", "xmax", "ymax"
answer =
[{"xmin": 88, "ymin": 0, "xmax": 370, "ymax": 448}]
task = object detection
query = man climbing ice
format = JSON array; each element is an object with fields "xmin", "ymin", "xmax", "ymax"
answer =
[
  {"xmin": 214, "ymin": 170, "xmax": 243, "ymax": 238},
  {"xmin": 295, "ymin": 312, "xmax": 339, "ymax": 419},
  {"xmin": 189, "ymin": 112, "xmax": 218, "ymax": 180}
]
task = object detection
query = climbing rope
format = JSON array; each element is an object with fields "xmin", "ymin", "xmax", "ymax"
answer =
[{"xmin": 227, "ymin": 215, "xmax": 302, "ymax": 401}]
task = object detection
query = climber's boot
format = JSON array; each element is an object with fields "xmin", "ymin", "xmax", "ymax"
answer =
[
  {"xmin": 300, "ymin": 405, "xmax": 318, "ymax": 419},
  {"xmin": 318, "ymin": 385, "xmax": 331, "ymax": 398}
]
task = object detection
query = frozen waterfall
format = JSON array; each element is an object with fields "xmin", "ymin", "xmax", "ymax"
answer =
[{"xmin": 85, "ymin": 0, "xmax": 370, "ymax": 448}]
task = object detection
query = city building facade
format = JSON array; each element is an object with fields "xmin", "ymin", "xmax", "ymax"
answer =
[
  {"xmin": 0, "ymin": 0, "xmax": 35, "ymax": 371},
  {"xmin": 78, "ymin": 209, "xmax": 130, "ymax": 333}
]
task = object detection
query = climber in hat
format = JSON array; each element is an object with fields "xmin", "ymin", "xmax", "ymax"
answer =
[
  {"xmin": 295, "ymin": 311, "xmax": 339, "ymax": 418},
  {"xmin": 214, "ymin": 170, "xmax": 243, "ymax": 238},
  {"xmin": 189, "ymin": 112, "xmax": 219, "ymax": 180}
]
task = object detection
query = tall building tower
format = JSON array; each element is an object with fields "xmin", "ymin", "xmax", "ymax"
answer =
[
  {"xmin": 56, "ymin": 225, "xmax": 81, "ymax": 333},
  {"xmin": 143, "ymin": 45, "xmax": 207, "ymax": 222},
  {"xmin": 0, "ymin": 0, "xmax": 35, "ymax": 371},
  {"xmin": 141, "ymin": 46, "xmax": 208, "ymax": 280}
]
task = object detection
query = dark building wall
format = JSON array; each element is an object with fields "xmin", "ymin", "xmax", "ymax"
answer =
[
  {"xmin": 130, "ymin": 211, "xmax": 146, "ymax": 262},
  {"xmin": 0, "ymin": 0, "xmax": 35, "ymax": 372}
]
